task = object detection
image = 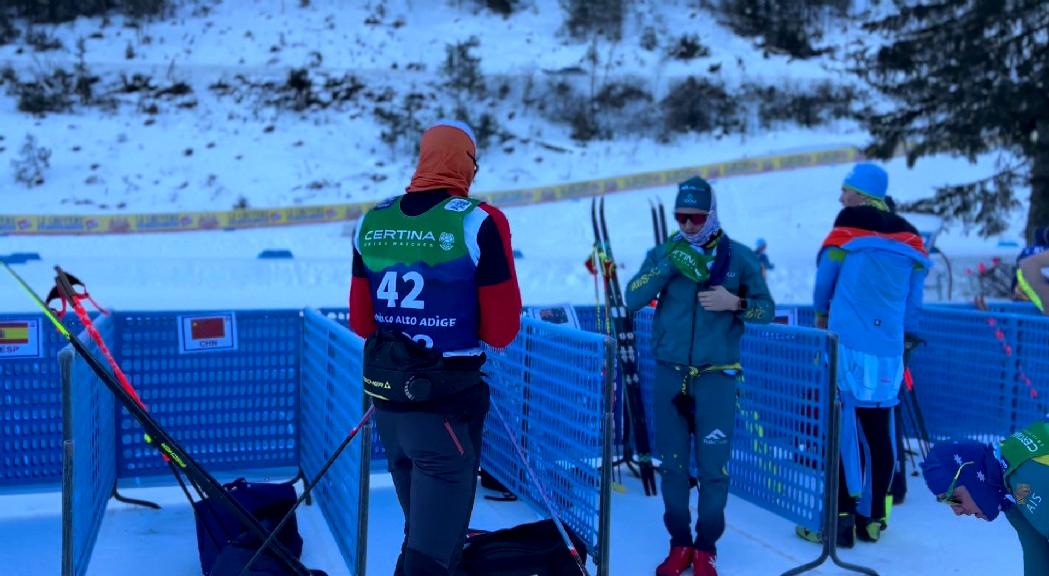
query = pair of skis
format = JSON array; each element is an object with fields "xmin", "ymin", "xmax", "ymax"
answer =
[
  {"xmin": 590, "ymin": 197, "xmax": 658, "ymax": 496},
  {"xmin": 650, "ymin": 198, "xmax": 669, "ymax": 246},
  {"xmin": 1, "ymin": 262, "xmax": 373, "ymax": 576}
]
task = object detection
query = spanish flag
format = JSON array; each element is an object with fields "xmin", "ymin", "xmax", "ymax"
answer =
[{"xmin": 0, "ymin": 322, "xmax": 30, "ymax": 345}]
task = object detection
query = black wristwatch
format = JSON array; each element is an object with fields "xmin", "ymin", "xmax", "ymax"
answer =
[{"xmin": 737, "ymin": 297, "xmax": 748, "ymax": 311}]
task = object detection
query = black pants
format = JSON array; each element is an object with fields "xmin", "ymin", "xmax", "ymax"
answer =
[
  {"xmin": 838, "ymin": 406, "xmax": 894, "ymax": 522},
  {"xmin": 375, "ymin": 388, "xmax": 489, "ymax": 576}
]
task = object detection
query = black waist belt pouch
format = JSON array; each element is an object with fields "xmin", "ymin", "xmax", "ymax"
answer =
[{"xmin": 363, "ymin": 329, "xmax": 484, "ymax": 403}]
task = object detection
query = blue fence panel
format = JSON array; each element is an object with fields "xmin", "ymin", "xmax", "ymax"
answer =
[
  {"xmin": 928, "ymin": 301, "xmax": 1043, "ymax": 316},
  {"xmin": 114, "ymin": 310, "xmax": 301, "ymax": 478},
  {"xmin": 575, "ymin": 306, "xmax": 628, "ymax": 448},
  {"xmin": 61, "ymin": 317, "xmax": 117, "ymax": 576},
  {"xmin": 317, "ymin": 307, "xmax": 386, "ymax": 464},
  {"xmin": 912, "ymin": 307, "xmax": 1049, "ymax": 443},
  {"xmin": 482, "ymin": 317, "xmax": 613, "ymax": 566},
  {"xmin": 734, "ymin": 322, "xmax": 830, "ymax": 533},
  {"xmin": 910, "ymin": 308, "xmax": 1020, "ymax": 442},
  {"xmin": 1017, "ymin": 314, "xmax": 1049, "ymax": 426},
  {"xmin": 301, "ymin": 308, "xmax": 368, "ymax": 575},
  {"xmin": 632, "ymin": 309, "xmax": 658, "ymax": 453},
  {"xmin": 0, "ymin": 313, "xmax": 85, "ymax": 487}
]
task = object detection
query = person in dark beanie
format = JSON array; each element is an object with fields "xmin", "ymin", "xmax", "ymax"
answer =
[
  {"xmin": 349, "ymin": 119, "xmax": 522, "ymax": 576},
  {"xmin": 808, "ymin": 162, "xmax": 929, "ymax": 547},
  {"xmin": 625, "ymin": 176, "xmax": 774, "ymax": 576},
  {"xmin": 923, "ymin": 423, "xmax": 1049, "ymax": 575}
]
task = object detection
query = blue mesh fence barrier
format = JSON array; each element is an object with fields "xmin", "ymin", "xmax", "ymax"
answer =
[
  {"xmin": 928, "ymin": 301, "xmax": 1043, "ymax": 316},
  {"xmin": 317, "ymin": 308, "xmax": 386, "ymax": 464},
  {"xmin": 0, "ymin": 313, "xmax": 86, "ymax": 487},
  {"xmin": 113, "ymin": 310, "xmax": 301, "ymax": 478},
  {"xmin": 481, "ymin": 317, "xmax": 615, "ymax": 571},
  {"xmin": 60, "ymin": 317, "xmax": 117, "ymax": 576},
  {"xmin": 733, "ymin": 322, "xmax": 831, "ymax": 533},
  {"xmin": 574, "ymin": 306, "xmax": 627, "ymax": 449},
  {"xmin": 301, "ymin": 308, "xmax": 370, "ymax": 576},
  {"xmin": 911, "ymin": 307, "xmax": 1049, "ymax": 443}
]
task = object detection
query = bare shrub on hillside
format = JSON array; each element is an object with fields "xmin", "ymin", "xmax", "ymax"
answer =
[
  {"xmin": 8, "ymin": 0, "xmax": 172, "ymax": 23},
  {"xmin": 11, "ymin": 134, "xmax": 51, "ymax": 188},
  {"xmin": 561, "ymin": 0, "xmax": 625, "ymax": 40},
  {"xmin": 660, "ymin": 76, "xmax": 742, "ymax": 139},
  {"xmin": 706, "ymin": 0, "xmax": 851, "ymax": 59}
]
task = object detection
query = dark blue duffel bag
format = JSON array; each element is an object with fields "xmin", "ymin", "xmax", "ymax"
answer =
[{"xmin": 192, "ymin": 478, "xmax": 310, "ymax": 576}]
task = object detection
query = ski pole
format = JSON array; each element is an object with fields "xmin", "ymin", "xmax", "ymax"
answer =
[
  {"xmin": 238, "ymin": 403, "xmax": 376, "ymax": 576},
  {"xmin": 489, "ymin": 396, "xmax": 590, "ymax": 576}
]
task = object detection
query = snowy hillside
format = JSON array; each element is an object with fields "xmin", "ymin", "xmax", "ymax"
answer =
[
  {"xmin": 0, "ymin": 0, "xmax": 1029, "ymax": 306},
  {"xmin": 1, "ymin": 0, "xmax": 872, "ymax": 214}
]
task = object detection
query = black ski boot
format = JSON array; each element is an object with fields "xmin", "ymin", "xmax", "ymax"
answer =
[{"xmin": 836, "ymin": 513, "xmax": 856, "ymax": 549}]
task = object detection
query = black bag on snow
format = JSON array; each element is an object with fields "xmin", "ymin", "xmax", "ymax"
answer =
[
  {"xmin": 209, "ymin": 530, "xmax": 328, "ymax": 576},
  {"xmin": 461, "ymin": 519, "xmax": 588, "ymax": 576},
  {"xmin": 192, "ymin": 478, "xmax": 306, "ymax": 576}
]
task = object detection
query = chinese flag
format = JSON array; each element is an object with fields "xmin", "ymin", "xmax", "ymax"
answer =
[
  {"xmin": 0, "ymin": 322, "xmax": 29, "ymax": 345},
  {"xmin": 191, "ymin": 317, "xmax": 226, "ymax": 340}
]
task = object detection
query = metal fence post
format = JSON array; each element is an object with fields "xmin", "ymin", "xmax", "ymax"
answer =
[
  {"xmin": 597, "ymin": 335, "xmax": 615, "ymax": 576},
  {"xmin": 356, "ymin": 392, "xmax": 372, "ymax": 576},
  {"xmin": 782, "ymin": 333, "xmax": 878, "ymax": 576},
  {"xmin": 60, "ymin": 348, "xmax": 74, "ymax": 576}
]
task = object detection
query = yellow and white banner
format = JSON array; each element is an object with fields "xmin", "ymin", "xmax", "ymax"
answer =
[{"xmin": 1, "ymin": 145, "xmax": 867, "ymax": 236}]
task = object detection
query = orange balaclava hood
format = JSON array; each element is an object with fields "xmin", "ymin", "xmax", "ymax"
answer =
[{"xmin": 407, "ymin": 120, "xmax": 477, "ymax": 197}]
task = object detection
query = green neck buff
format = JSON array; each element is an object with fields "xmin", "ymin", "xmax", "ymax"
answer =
[{"xmin": 664, "ymin": 234, "xmax": 718, "ymax": 284}]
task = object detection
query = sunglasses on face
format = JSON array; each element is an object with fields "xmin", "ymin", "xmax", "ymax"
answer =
[
  {"xmin": 937, "ymin": 461, "xmax": 974, "ymax": 506},
  {"xmin": 674, "ymin": 212, "xmax": 708, "ymax": 226},
  {"xmin": 467, "ymin": 152, "xmax": 479, "ymax": 175}
]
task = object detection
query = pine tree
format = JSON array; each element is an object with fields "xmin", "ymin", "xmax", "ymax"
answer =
[{"xmin": 856, "ymin": 0, "xmax": 1049, "ymax": 239}]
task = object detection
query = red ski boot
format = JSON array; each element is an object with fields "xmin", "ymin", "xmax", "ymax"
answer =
[
  {"xmin": 692, "ymin": 549, "xmax": 718, "ymax": 576},
  {"xmin": 655, "ymin": 546, "xmax": 693, "ymax": 576}
]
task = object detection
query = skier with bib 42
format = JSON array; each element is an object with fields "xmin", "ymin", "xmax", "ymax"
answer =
[
  {"xmin": 349, "ymin": 120, "xmax": 522, "ymax": 576},
  {"xmin": 625, "ymin": 176, "xmax": 775, "ymax": 576}
]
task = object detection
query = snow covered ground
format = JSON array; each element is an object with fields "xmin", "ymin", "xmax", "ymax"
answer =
[{"xmin": 0, "ymin": 464, "xmax": 1023, "ymax": 575}]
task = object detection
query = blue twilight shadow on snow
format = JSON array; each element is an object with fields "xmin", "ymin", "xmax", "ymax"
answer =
[
  {"xmin": 258, "ymin": 249, "xmax": 295, "ymax": 259},
  {"xmin": 0, "ymin": 252, "xmax": 41, "ymax": 265}
]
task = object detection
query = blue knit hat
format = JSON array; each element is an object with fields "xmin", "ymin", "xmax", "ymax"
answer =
[
  {"xmin": 842, "ymin": 163, "xmax": 888, "ymax": 200},
  {"xmin": 676, "ymin": 177, "xmax": 712, "ymax": 211},
  {"xmin": 922, "ymin": 440, "xmax": 1010, "ymax": 521}
]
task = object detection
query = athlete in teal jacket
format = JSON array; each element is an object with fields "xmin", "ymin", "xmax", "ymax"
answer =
[
  {"xmin": 924, "ymin": 423, "xmax": 1049, "ymax": 576},
  {"xmin": 625, "ymin": 177, "xmax": 774, "ymax": 576}
]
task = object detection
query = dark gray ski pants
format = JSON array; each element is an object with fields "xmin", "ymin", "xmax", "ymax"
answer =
[
  {"xmin": 654, "ymin": 361, "xmax": 737, "ymax": 553},
  {"xmin": 375, "ymin": 392, "xmax": 488, "ymax": 576}
]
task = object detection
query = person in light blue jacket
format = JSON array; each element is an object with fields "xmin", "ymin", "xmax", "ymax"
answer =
[{"xmin": 810, "ymin": 163, "xmax": 929, "ymax": 547}]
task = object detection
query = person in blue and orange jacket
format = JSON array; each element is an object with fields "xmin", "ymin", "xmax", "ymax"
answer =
[
  {"xmin": 807, "ymin": 163, "xmax": 929, "ymax": 548},
  {"xmin": 349, "ymin": 120, "xmax": 522, "ymax": 576}
]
